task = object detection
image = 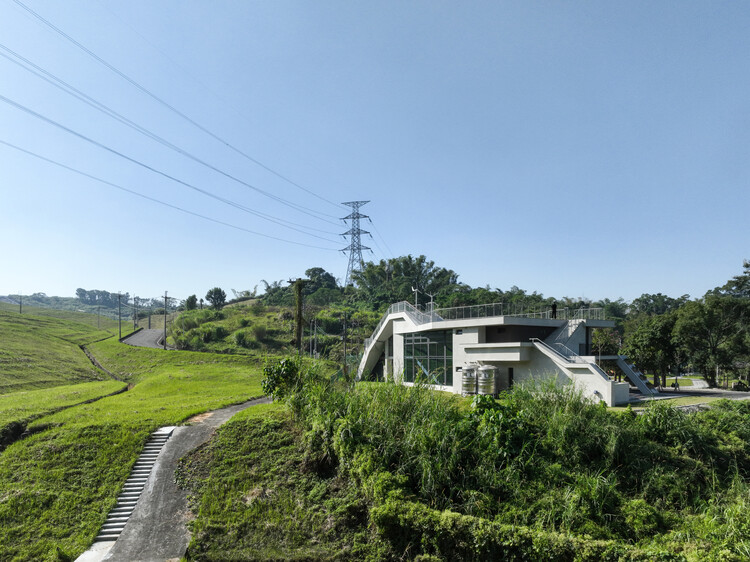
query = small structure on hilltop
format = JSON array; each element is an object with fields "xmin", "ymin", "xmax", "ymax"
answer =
[{"xmin": 358, "ymin": 301, "xmax": 655, "ymax": 406}]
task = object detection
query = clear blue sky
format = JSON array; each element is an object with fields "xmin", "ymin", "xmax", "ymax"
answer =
[{"xmin": 1, "ymin": 1, "xmax": 748, "ymax": 304}]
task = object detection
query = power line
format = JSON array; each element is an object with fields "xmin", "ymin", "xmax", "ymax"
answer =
[
  {"xmin": 0, "ymin": 42, "xmax": 341, "ymax": 229},
  {"xmin": 12, "ymin": 0, "xmax": 343, "ymax": 216},
  {"xmin": 369, "ymin": 218, "xmax": 395, "ymax": 259},
  {"xmin": 0, "ymin": 93, "xmax": 341, "ymax": 244},
  {"xmin": 0, "ymin": 139, "xmax": 340, "ymax": 251}
]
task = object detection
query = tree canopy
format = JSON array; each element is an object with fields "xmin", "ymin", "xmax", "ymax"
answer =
[{"xmin": 205, "ymin": 287, "xmax": 227, "ymax": 310}]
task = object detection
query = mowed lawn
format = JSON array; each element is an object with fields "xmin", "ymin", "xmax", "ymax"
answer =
[
  {"xmin": 0, "ymin": 310, "xmax": 117, "ymax": 393},
  {"xmin": 0, "ymin": 330, "xmax": 265, "ymax": 561},
  {"xmin": 0, "ymin": 380, "xmax": 126, "ymax": 435}
]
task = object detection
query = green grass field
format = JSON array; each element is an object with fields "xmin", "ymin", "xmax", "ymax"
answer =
[
  {"xmin": 0, "ymin": 310, "xmax": 121, "ymax": 393},
  {"xmin": 0, "ymin": 308, "xmax": 266, "ymax": 561},
  {"xmin": 0, "ymin": 348, "xmax": 263, "ymax": 560},
  {"xmin": 0, "ymin": 380, "xmax": 125, "ymax": 438}
]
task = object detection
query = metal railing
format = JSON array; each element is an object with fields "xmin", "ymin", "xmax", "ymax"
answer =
[
  {"xmin": 364, "ymin": 301, "xmax": 438, "ymax": 351},
  {"xmin": 433, "ymin": 303, "xmax": 605, "ymax": 322},
  {"xmin": 364, "ymin": 302, "xmax": 605, "ymax": 352}
]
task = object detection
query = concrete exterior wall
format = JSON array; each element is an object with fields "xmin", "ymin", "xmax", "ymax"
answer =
[
  {"xmin": 392, "ymin": 333, "xmax": 405, "ymax": 383},
  {"xmin": 358, "ymin": 308, "xmax": 628, "ymax": 405}
]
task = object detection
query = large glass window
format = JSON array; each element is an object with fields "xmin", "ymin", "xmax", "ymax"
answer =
[{"xmin": 403, "ymin": 330, "xmax": 452, "ymax": 386}]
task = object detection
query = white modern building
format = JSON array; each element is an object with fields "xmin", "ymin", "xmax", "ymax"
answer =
[{"xmin": 357, "ymin": 302, "xmax": 655, "ymax": 406}]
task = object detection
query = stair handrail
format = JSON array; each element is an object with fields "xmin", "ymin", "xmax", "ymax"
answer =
[{"xmin": 531, "ymin": 338, "xmax": 610, "ymax": 382}]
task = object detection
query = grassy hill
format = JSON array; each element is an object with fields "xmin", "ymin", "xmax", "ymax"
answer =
[
  {"xmin": 168, "ymin": 301, "xmax": 379, "ymax": 369},
  {"xmin": 0, "ymin": 309, "xmax": 121, "ymax": 394},
  {"xmin": 0, "ymin": 327, "xmax": 267, "ymax": 560}
]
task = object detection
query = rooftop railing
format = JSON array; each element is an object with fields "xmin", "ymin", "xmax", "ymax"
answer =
[
  {"xmin": 363, "ymin": 302, "xmax": 605, "ymax": 351},
  {"xmin": 433, "ymin": 303, "xmax": 605, "ymax": 322}
]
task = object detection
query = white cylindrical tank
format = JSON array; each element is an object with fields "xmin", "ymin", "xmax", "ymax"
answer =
[
  {"xmin": 462, "ymin": 365, "xmax": 477, "ymax": 396},
  {"xmin": 477, "ymin": 365, "xmax": 497, "ymax": 396}
]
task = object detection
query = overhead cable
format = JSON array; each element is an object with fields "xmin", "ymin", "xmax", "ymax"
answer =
[
  {"xmin": 12, "ymin": 0, "xmax": 343, "ymax": 216},
  {"xmin": 0, "ymin": 93, "xmax": 341, "ymax": 244},
  {"xmin": 0, "ymin": 139, "xmax": 340, "ymax": 251},
  {"xmin": 0, "ymin": 42, "xmax": 340, "ymax": 232}
]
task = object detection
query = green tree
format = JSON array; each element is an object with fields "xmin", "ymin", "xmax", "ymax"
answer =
[
  {"xmin": 352, "ymin": 255, "xmax": 460, "ymax": 311},
  {"xmin": 205, "ymin": 287, "xmax": 227, "ymax": 310},
  {"xmin": 630, "ymin": 293, "xmax": 689, "ymax": 317},
  {"xmin": 623, "ymin": 312, "xmax": 679, "ymax": 387},
  {"xmin": 185, "ymin": 294, "xmax": 198, "ymax": 310},
  {"xmin": 714, "ymin": 260, "xmax": 750, "ymax": 299},
  {"xmin": 591, "ymin": 328, "xmax": 622, "ymax": 357},
  {"xmin": 674, "ymin": 296, "xmax": 750, "ymax": 387}
]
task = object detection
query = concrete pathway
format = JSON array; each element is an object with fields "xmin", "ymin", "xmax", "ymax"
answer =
[
  {"xmin": 76, "ymin": 397, "xmax": 271, "ymax": 562},
  {"xmin": 121, "ymin": 329, "xmax": 166, "ymax": 349}
]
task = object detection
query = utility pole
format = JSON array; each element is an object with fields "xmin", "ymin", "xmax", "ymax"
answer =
[
  {"xmin": 133, "ymin": 296, "xmax": 138, "ymax": 330},
  {"xmin": 117, "ymin": 293, "xmax": 122, "ymax": 340},
  {"xmin": 19, "ymin": 293, "xmax": 22, "ymax": 315},
  {"xmin": 288, "ymin": 279, "xmax": 305, "ymax": 355},
  {"xmin": 341, "ymin": 200, "xmax": 372, "ymax": 286},
  {"xmin": 97, "ymin": 305, "xmax": 100, "ymax": 329},
  {"xmin": 342, "ymin": 311, "xmax": 348, "ymax": 378},
  {"xmin": 163, "ymin": 291, "xmax": 168, "ymax": 350},
  {"xmin": 148, "ymin": 305, "xmax": 151, "ymax": 329}
]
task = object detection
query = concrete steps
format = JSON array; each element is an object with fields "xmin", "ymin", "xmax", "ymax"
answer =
[{"xmin": 92, "ymin": 426, "xmax": 175, "ymax": 543}]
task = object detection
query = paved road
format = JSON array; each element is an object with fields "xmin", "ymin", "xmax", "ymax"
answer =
[
  {"xmin": 93, "ymin": 397, "xmax": 271, "ymax": 562},
  {"xmin": 122, "ymin": 329, "xmax": 166, "ymax": 349}
]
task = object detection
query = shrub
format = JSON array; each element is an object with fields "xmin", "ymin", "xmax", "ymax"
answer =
[
  {"xmin": 234, "ymin": 330, "xmax": 249, "ymax": 348},
  {"xmin": 252, "ymin": 325, "xmax": 266, "ymax": 341}
]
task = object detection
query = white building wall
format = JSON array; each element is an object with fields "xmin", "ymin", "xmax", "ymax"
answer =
[
  {"xmin": 392, "ymin": 333, "xmax": 405, "ymax": 384},
  {"xmin": 451, "ymin": 327, "xmax": 483, "ymax": 393}
]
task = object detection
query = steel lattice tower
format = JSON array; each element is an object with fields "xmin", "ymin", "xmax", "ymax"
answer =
[{"xmin": 341, "ymin": 200, "xmax": 371, "ymax": 286}]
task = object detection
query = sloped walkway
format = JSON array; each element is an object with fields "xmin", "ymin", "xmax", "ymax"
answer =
[
  {"xmin": 76, "ymin": 397, "xmax": 271, "ymax": 562},
  {"xmin": 121, "ymin": 329, "xmax": 166, "ymax": 349}
]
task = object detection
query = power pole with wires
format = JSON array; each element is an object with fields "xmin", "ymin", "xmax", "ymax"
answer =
[
  {"xmin": 163, "ymin": 291, "xmax": 168, "ymax": 350},
  {"xmin": 341, "ymin": 200, "xmax": 372, "ymax": 286},
  {"xmin": 117, "ymin": 293, "xmax": 122, "ymax": 340},
  {"xmin": 288, "ymin": 279, "xmax": 305, "ymax": 355}
]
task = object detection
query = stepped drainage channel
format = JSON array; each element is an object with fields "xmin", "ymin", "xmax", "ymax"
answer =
[{"xmin": 93, "ymin": 426, "xmax": 176, "ymax": 544}]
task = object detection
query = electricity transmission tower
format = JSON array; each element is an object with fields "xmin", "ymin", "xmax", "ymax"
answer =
[{"xmin": 341, "ymin": 200, "xmax": 371, "ymax": 286}]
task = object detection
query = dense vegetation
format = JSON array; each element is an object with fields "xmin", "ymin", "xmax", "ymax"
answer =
[
  {"xmin": 1, "ymin": 257, "xmax": 748, "ymax": 560},
  {"xmin": 169, "ymin": 257, "xmax": 750, "ymax": 388},
  {"xmin": 204, "ymin": 358, "xmax": 750, "ymax": 560}
]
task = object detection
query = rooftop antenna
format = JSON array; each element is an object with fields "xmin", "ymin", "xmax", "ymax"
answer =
[{"xmin": 426, "ymin": 292, "xmax": 435, "ymax": 313}]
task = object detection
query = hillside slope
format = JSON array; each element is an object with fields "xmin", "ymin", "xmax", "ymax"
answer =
[{"xmin": 0, "ymin": 310, "xmax": 115, "ymax": 393}]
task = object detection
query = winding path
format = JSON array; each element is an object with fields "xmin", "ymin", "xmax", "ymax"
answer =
[
  {"xmin": 121, "ymin": 329, "xmax": 166, "ymax": 349},
  {"xmin": 77, "ymin": 397, "xmax": 271, "ymax": 562}
]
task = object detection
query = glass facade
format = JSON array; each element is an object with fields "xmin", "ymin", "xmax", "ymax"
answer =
[{"xmin": 403, "ymin": 330, "xmax": 453, "ymax": 386}]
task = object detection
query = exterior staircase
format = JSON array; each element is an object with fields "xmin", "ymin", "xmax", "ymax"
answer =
[
  {"xmin": 92, "ymin": 427, "xmax": 174, "ymax": 543},
  {"xmin": 530, "ymin": 338, "xmax": 628, "ymax": 406},
  {"xmin": 616, "ymin": 356, "xmax": 658, "ymax": 397}
]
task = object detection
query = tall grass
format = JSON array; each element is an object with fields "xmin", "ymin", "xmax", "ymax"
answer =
[{"xmin": 264, "ymin": 361, "xmax": 750, "ymax": 559}]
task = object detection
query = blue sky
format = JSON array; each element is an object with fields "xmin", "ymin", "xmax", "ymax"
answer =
[{"xmin": 1, "ymin": 1, "xmax": 748, "ymax": 303}]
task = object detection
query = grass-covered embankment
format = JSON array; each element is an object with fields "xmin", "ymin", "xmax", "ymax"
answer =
[
  {"xmin": 183, "ymin": 359, "xmax": 750, "ymax": 561},
  {"xmin": 0, "ymin": 310, "xmax": 118, "ymax": 393},
  {"xmin": 0, "ymin": 380, "xmax": 126, "ymax": 448},
  {"xmin": 178, "ymin": 402, "xmax": 375, "ymax": 560},
  {"xmin": 0, "ymin": 338, "xmax": 265, "ymax": 561}
]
